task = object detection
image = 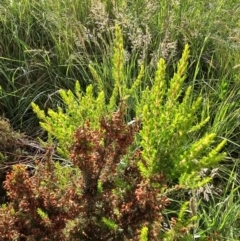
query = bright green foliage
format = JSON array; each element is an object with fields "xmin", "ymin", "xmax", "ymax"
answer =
[
  {"xmin": 137, "ymin": 44, "xmax": 226, "ymax": 180},
  {"xmin": 109, "ymin": 23, "xmax": 144, "ymax": 109},
  {"xmin": 101, "ymin": 217, "xmax": 118, "ymax": 231},
  {"xmin": 140, "ymin": 226, "xmax": 149, "ymax": 241},
  {"xmin": 89, "ymin": 24, "xmax": 144, "ymax": 112},
  {"xmin": 179, "ymin": 172, "xmax": 212, "ymax": 190},
  {"xmin": 32, "ymin": 24, "xmax": 143, "ymax": 157},
  {"xmin": 37, "ymin": 208, "xmax": 50, "ymax": 223},
  {"xmin": 110, "ymin": 24, "xmax": 125, "ymax": 108},
  {"xmin": 31, "ymin": 82, "xmax": 106, "ymax": 157},
  {"xmin": 31, "ymin": 28, "xmax": 226, "ymax": 184}
]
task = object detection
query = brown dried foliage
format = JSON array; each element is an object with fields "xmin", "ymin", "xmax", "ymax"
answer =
[
  {"xmin": 0, "ymin": 109, "xmax": 169, "ymax": 240},
  {"xmin": 0, "ymin": 118, "xmax": 44, "ymax": 205},
  {"xmin": 0, "ymin": 148, "xmax": 80, "ymax": 241}
]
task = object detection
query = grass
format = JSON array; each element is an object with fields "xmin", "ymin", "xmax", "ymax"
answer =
[
  {"xmin": 196, "ymin": 162, "xmax": 240, "ymax": 240},
  {"xmin": 0, "ymin": 0, "xmax": 240, "ymax": 239}
]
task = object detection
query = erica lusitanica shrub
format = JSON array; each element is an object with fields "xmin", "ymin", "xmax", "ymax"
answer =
[{"xmin": 0, "ymin": 25, "xmax": 226, "ymax": 240}]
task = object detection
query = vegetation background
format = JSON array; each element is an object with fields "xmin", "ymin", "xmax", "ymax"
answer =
[{"xmin": 0, "ymin": 0, "xmax": 240, "ymax": 240}]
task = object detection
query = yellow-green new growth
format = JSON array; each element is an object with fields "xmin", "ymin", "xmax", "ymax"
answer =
[
  {"xmin": 166, "ymin": 44, "xmax": 189, "ymax": 109},
  {"xmin": 102, "ymin": 217, "xmax": 118, "ymax": 230},
  {"xmin": 137, "ymin": 44, "xmax": 226, "ymax": 180},
  {"xmin": 108, "ymin": 24, "xmax": 124, "ymax": 111},
  {"xmin": 31, "ymin": 81, "xmax": 106, "ymax": 157},
  {"xmin": 108, "ymin": 24, "xmax": 143, "ymax": 111},
  {"xmin": 37, "ymin": 208, "xmax": 51, "ymax": 227},
  {"xmin": 140, "ymin": 226, "xmax": 148, "ymax": 241}
]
